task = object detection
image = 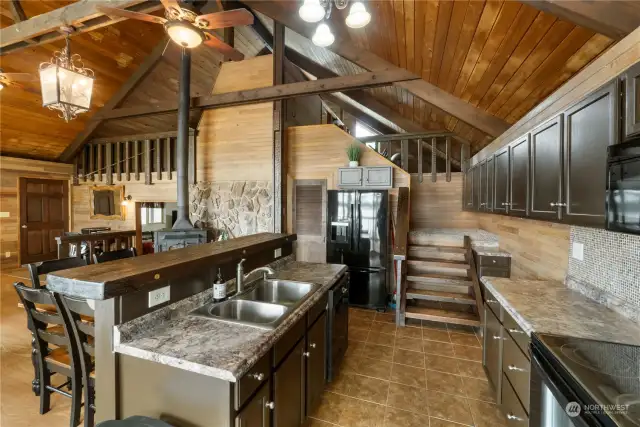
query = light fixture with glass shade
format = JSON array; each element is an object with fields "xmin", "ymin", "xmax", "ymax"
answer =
[
  {"xmin": 39, "ymin": 28, "xmax": 94, "ymax": 122},
  {"xmin": 312, "ymin": 23, "xmax": 335, "ymax": 47},
  {"xmin": 165, "ymin": 20, "xmax": 204, "ymax": 48},
  {"xmin": 299, "ymin": 0, "xmax": 326, "ymax": 23},
  {"xmin": 345, "ymin": 2, "xmax": 371, "ymax": 28}
]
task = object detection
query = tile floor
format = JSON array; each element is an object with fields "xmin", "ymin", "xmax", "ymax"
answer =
[{"xmin": 309, "ymin": 308, "xmax": 508, "ymax": 427}]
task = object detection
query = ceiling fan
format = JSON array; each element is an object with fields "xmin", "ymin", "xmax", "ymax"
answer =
[
  {"xmin": 97, "ymin": 0, "xmax": 253, "ymax": 61},
  {"xmin": 0, "ymin": 69, "xmax": 39, "ymax": 94}
]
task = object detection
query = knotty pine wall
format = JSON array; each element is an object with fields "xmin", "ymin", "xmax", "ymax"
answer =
[{"xmin": 0, "ymin": 157, "xmax": 73, "ymax": 267}]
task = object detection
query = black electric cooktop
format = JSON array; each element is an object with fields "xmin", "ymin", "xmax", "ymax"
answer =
[{"xmin": 534, "ymin": 333, "xmax": 640, "ymax": 426}]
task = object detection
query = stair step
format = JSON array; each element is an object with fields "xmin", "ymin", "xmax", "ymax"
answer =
[
  {"xmin": 405, "ymin": 306, "xmax": 480, "ymax": 327},
  {"xmin": 408, "ymin": 244, "xmax": 466, "ymax": 254},
  {"xmin": 407, "ymin": 257, "xmax": 470, "ymax": 269},
  {"xmin": 407, "ymin": 274, "xmax": 472, "ymax": 293},
  {"xmin": 406, "ymin": 288, "xmax": 476, "ymax": 305}
]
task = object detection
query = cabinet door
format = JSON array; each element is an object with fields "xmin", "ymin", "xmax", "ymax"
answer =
[
  {"xmin": 486, "ymin": 156, "xmax": 494, "ymax": 212},
  {"xmin": 236, "ymin": 380, "xmax": 272, "ymax": 427},
  {"xmin": 464, "ymin": 167, "xmax": 474, "ymax": 210},
  {"xmin": 494, "ymin": 148, "xmax": 510, "ymax": 214},
  {"xmin": 363, "ymin": 166, "xmax": 393, "ymax": 188},
  {"xmin": 509, "ymin": 135, "xmax": 530, "ymax": 217},
  {"xmin": 530, "ymin": 116, "xmax": 563, "ymax": 220},
  {"xmin": 473, "ymin": 165, "xmax": 482, "ymax": 211},
  {"xmin": 563, "ymin": 80, "xmax": 619, "ymax": 226},
  {"xmin": 274, "ymin": 340, "xmax": 305, "ymax": 427},
  {"xmin": 479, "ymin": 160, "xmax": 487, "ymax": 211},
  {"xmin": 624, "ymin": 61, "xmax": 640, "ymax": 138},
  {"xmin": 337, "ymin": 168, "xmax": 363, "ymax": 187},
  {"xmin": 306, "ymin": 312, "xmax": 327, "ymax": 416},
  {"xmin": 482, "ymin": 306, "xmax": 502, "ymax": 404}
]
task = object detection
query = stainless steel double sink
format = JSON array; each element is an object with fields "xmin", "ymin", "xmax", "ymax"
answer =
[{"xmin": 189, "ymin": 279, "xmax": 319, "ymax": 330}]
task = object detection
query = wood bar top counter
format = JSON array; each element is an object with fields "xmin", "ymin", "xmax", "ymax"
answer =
[{"xmin": 46, "ymin": 233, "xmax": 296, "ymax": 300}]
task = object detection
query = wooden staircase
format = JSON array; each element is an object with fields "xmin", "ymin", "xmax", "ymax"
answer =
[{"xmin": 402, "ymin": 237, "xmax": 482, "ymax": 327}]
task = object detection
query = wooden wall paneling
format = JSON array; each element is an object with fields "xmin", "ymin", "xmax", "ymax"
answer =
[{"xmin": 189, "ymin": 133, "xmax": 196, "ymax": 185}]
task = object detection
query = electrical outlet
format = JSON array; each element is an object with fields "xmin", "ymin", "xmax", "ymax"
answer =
[
  {"xmin": 274, "ymin": 248, "xmax": 282, "ymax": 258},
  {"xmin": 148, "ymin": 286, "xmax": 170, "ymax": 308},
  {"xmin": 572, "ymin": 242, "xmax": 584, "ymax": 261}
]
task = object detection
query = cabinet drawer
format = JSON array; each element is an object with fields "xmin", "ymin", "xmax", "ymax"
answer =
[
  {"xmin": 235, "ymin": 352, "xmax": 270, "ymax": 410},
  {"xmin": 479, "ymin": 256, "xmax": 510, "ymax": 268},
  {"xmin": 484, "ymin": 286, "xmax": 502, "ymax": 322},
  {"xmin": 273, "ymin": 316, "xmax": 305, "ymax": 368},
  {"xmin": 501, "ymin": 373, "xmax": 529, "ymax": 427},
  {"xmin": 308, "ymin": 292, "xmax": 328, "ymax": 328},
  {"xmin": 503, "ymin": 310, "xmax": 530, "ymax": 357},
  {"xmin": 503, "ymin": 333, "xmax": 530, "ymax": 414},
  {"xmin": 479, "ymin": 267, "xmax": 511, "ymax": 278}
]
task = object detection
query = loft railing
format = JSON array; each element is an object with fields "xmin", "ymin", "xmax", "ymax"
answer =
[
  {"xmin": 71, "ymin": 129, "xmax": 196, "ymax": 186},
  {"xmin": 356, "ymin": 132, "xmax": 471, "ymax": 183}
]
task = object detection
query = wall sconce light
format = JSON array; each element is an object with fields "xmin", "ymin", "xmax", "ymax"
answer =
[{"xmin": 121, "ymin": 195, "xmax": 132, "ymax": 206}]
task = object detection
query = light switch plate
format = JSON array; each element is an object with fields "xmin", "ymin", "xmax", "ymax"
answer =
[
  {"xmin": 0, "ymin": 212, "xmax": 9, "ymax": 218},
  {"xmin": 572, "ymin": 242, "xmax": 584, "ymax": 261},
  {"xmin": 148, "ymin": 286, "xmax": 170, "ymax": 308},
  {"xmin": 274, "ymin": 248, "xmax": 282, "ymax": 258},
  {"xmin": 5, "ymin": 252, "xmax": 10, "ymax": 258}
]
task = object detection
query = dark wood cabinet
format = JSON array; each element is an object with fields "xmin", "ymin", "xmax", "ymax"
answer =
[
  {"xmin": 479, "ymin": 160, "xmax": 488, "ymax": 211},
  {"xmin": 563, "ymin": 80, "xmax": 619, "ymax": 226},
  {"xmin": 486, "ymin": 156, "xmax": 494, "ymax": 212},
  {"xmin": 623, "ymin": 61, "xmax": 640, "ymax": 138},
  {"xmin": 530, "ymin": 116, "xmax": 563, "ymax": 220},
  {"xmin": 464, "ymin": 166, "xmax": 474, "ymax": 209},
  {"xmin": 274, "ymin": 340, "xmax": 305, "ymax": 427},
  {"xmin": 236, "ymin": 380, "xmax": 272, "ymax": 427},
  {"xmin": 306, "ymin": 312, "xmax": 326, "ymax": 416},
  {"xmin": 494, "ymin": 148, "xmax": 510, "ymax": 214},
  {"xmin": 508, "ymin": 135, "xmax": 530, "ymax": 217},
  {"xmin": 473, "ymin": 164, "xmax": 482, "ymax": 211}
]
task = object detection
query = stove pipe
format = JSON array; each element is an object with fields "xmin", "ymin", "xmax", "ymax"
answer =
[{"xmin": 172, "ymin": 48, "xmax": 195, "ymax": 230}]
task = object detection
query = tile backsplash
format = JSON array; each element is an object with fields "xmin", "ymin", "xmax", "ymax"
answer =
[{"xmin": 566, "ymin": 226, "xmax": 640, "ymax": 322}]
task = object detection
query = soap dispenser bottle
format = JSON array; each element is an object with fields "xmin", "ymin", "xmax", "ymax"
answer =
[{"xmin": 213, "ymin": 269, "xmax": 227, "ymax": 303}]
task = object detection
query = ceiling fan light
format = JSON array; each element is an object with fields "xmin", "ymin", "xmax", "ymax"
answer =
[
  {"xmin": 0, "ymin": 82, "xmax": 4, "ymax": 91},
  {"xmin": 166, "ymin": 21, "xmax": 204, "ymax": 48},
  {"xmin": 312, "ymin": 23, "xmax": 335, "ymax": 47},
  {"xmin": 299, "ymin": 0, "xmax": 325, "ymax": 23},
  {"xmin": 346, "ymin": 2, "xmax": 371, "ymax": 28}
]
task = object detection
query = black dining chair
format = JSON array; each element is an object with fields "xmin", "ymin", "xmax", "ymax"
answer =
[
  {"xmin": 55, "ymin": 293, "xmax": 96, "ymax": 427},
  {"xmin": 27, "ymin": 257, "xmax": 88, "ymax": 289},
  {"xmin": 93, "ymin": 247, "xmax": 137, "ymax": 264},
  {"xmin": 14, "ymin": 283, "xmax": 82, "ymax": 427}
]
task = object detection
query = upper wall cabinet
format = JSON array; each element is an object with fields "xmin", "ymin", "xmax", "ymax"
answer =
[
  {"xmin": 530, "ymin": 116, "xmax": 563, "ymax": 221},
  {"xmin": 473, "ymin": 165, "xmax": 482, "ymax": 211},
  {"xmin": 563, "ymin": 80, "xmax": 619, "ymax": 226},
  {"xmin": 479, "ymin": 160, "xmax": 488, "ymax": 211},
  {"xmin": 337, "ymin": 166, "xmax": 393, "ymax": 189},
  {"xmin": 508, "ymin": 135, "xmax": 530, "ymax": 217},
  {"xmin": 494, "ymin": 148, "xmax": 510, "ymax": 214},
  {"xmin": 486, "ymin": 156, "xmax": 494, "ymax": 213},
  {"xmin": 464, "ymin": 166, "xmax": 474, "ymax": 209},
  {"xmin": 623, "ymin": 62, "xmax": 640, "ymax": 138}
]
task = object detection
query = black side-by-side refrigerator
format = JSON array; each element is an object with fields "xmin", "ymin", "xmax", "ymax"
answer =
[{"xmin": 326, "ymin": 190, "xmax": 388, "ymax": 310}]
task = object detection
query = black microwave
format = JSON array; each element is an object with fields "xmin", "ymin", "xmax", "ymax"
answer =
[{"xmin": 606, "ymin": 138, "xmax": 640, "ymax": 235}]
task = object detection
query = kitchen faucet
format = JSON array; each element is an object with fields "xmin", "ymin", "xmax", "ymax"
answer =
[{"xmin": 235, "ymin": 259, "xmax": 275, "ymax": 294}]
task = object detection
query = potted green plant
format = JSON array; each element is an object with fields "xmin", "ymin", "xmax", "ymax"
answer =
[{"xmin": 346, "ymin": 143, "xmax": 361, "ymax": 167}]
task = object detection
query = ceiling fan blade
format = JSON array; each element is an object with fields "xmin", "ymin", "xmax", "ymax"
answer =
[
  {"xmin": 0, "ymin": 73, "xmax": 37, "ymax": 82},
  {"xmin": 196, "ymin": 9, "xmax": 254, "ymax": 30},
  {"xmin": 160, "ymin": 0, "xmax": 181, "ymax": 13},
  {"xmin": 97, "ymin": 6, "xmax": 166, "ymax": 25},
  {"xmin": 8, "ymin": 82, "xmax": 40, "ymax": 95},
  {"xmin": 203, "ymin": 35, "xmax": 245, "ymax": 61}
]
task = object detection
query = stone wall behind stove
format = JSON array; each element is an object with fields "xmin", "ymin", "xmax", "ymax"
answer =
[{"xmin": 190, "ymin": 181, "xmax": 273, "ymax": 239}]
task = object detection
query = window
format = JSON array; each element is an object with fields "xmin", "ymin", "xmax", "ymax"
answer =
[
  {"xmin": 141, "ymin": 207, "xmax": 164, "ymax": 225},
  {"xmin": 354, "ymin": 121, "xmax": 378, "ymax": 149}
]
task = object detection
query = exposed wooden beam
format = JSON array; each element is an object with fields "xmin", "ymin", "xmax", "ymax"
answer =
[
  {"xmin": 0, "ymin": 1, "xmax": 163, "ymax": 55},
  {"xmin": 321, "ymin": 93, "xmax": 395, "ymax": 135},
  {"xmin": 7, "ymin": 1, "xmax": 27, "ymax": 22},
  {"xmin": 59, "ymin": 38, "xmax": 170, "ymax": 162},
  {"xmin": 244, "ymin": 1, "xmax": 511, "ymax": 138},
  {"xmin": 521, "ymin": 0, "xmax": 640, "ymax": 40},
  {"xmin": 98, "ymin": 69, "xmax": 419, "ymax": 120}
]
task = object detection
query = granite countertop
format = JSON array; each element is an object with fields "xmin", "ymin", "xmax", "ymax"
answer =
[
  {"xmin": 481, "ymin": 277, "xmax": 640, "ymax": 345},
  {"xmin": 114, "ymin": 261, "xmax": 347, "ymax": 382}
]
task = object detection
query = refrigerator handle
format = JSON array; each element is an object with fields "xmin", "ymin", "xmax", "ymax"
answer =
[
  {"xmin": 356, "ymin": 194, "xmax": 361, "ymax": 252},
  {"xmin": 349, "ymin": 203, "xmax": 355, "ymax": 251}
]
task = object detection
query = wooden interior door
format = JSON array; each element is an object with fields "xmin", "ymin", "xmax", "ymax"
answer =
[
  {"xmin": 292, "ymin": 180, "xmax": 327, "ymax": 263},
  {"xmin": 19, "ymin": 178, "xmax": 69, "ymax": 265}
]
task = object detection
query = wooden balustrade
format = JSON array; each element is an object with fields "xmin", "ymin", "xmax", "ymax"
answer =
[
  {"xmin": 72, "ymin": 129, "xmax": 196, "ymax": 185},
  {"xmin": 55, "ymin": 230, "xmax": 137, "ymax": 264},
  {"xmin": 393, "ymin": 187, "xmax": 409, "ymax": 325}
]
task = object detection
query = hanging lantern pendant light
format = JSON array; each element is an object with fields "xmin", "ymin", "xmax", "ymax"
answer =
[
  {"xmin": 39, "ymin": 28, "xmax": 95, "ymax": 122},
  {"xmin": 303, "ymin": 0, "xmax": 371, "ymax": 47}
]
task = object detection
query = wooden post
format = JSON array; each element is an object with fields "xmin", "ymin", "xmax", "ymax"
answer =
[
  {"xmin": 97, "ymin": 144, "xmax": 103, "ymax": 182},
  {"xmin": 445, "ymin": 136, "xmax": 452, "ymax": 182},
  {"xmin": 417, "ymin": 139, "xmax": 423, "ymax": 183},
  {"xmin": 106, "ymin": 143, "xmax": 113, "ymax": 185},
  {"xmin": 401, "ymin": 140, "xmax": 409, "ymax": 171},
  {"xmin": 165, "ymin": 137, "xmax": 172, "ymax": 180},
  {"xmin": 134, "ymin": 141, "xmax": 140, "ymax": 181},
  {"xmin": 116, "ymin": 141, "xmax": 122, "ymax": 182},
  {"xmin": 431, "ymin": 137, "xmax": 437, "ymax": 183},
  {"xmin": 89, "ymin": 145, "xmax": 95, "ymax": 181},
  {"xmin": 144, "ymin": 139, "xmax": 152, "ymax": 185},
  {"xmin": 273, "ymin": 21, "xmax": 286, "ymax": 233},
  {"xmin": 155, "ymin": 138, "xmax": 162, "ymax": 181},
  {"xmin": 73, "ymin": 155, "xmax": 79, "ymax": 185}
]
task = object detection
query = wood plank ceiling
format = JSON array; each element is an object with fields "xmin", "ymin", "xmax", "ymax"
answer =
[
  {"xmin": 260, "ymin": 0, "xmax": 614, "ymax": 153},
  {"xmin": 0, "ymin": 0, "xmax": 617, "ymax": 160}
]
